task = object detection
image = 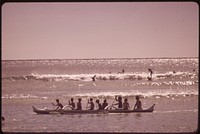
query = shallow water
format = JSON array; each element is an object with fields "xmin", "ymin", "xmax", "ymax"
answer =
[{"xmin": 2, "ymin": 96, "xmax": 198, "ymax": 133}]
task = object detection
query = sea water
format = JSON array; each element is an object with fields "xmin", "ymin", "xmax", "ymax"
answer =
[{"xmin": 1, "ymin": 58, "xmax": 198, "ymax": 133}]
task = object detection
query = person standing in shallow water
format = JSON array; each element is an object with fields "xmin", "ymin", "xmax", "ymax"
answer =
[
  {"xmin": 76, "ymin": 98, "xmax": 82, "ymax": 110},
  {"xmin": 134, "ymin": 96, "xmax": 142, "ymax": 110}
]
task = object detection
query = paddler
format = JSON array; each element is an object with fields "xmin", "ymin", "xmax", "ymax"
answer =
[
  {"xmin": 52, "ymin": 99, "xmax": 63, "ymax": 110},
  {"xmin": 113, "ymin": 96, "xmax": 123, "ymax": 109},
  {"xmin": 123, "ymin": 98, "xmax": 130, "ymax": 110},
  {"xmin": 102, "ymin": 99, "xmax": 108, "ymax": 109},
  {"xmin": 95, "ymin": 99, "xmax": 102, "ymax": 110},
  {"xmin": 76, "ymin": 98, "xmax": 82, "ymax": 110},
  {"xmin": 87, "ymin": 98, "xmax": 95, "ymax": 110},
  {"xmin": 133, "ymin": 96, "xmax": 142, "ymax": 110},
  {"xmin": 68, "ymin": 98, "xmax": 75, "ymax": 110}
]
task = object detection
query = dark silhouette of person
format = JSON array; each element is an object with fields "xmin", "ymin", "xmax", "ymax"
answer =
[
  {"xmin": 134, "ymin": 96, "xmax": 142, "ymax": 110},
  {"xmin": 76, "ymin": 98, "xmax": 82, "ymax": 110},
  {"xmin": 68, "ymin": 98, "xmax": 75, "ymax": 110},
  {"xmin": 118, "ymin": 69, "xmax": 125, "ymax": 74},
  {"xmin": 92, "ymin": 75, "xmax": 96, "ymax": 81},
  {"xmin": 52, "ymin": 99, "xmax": 63, "ymax": 110},
  {"xmin": 102, "ymin": 99, "xmax": 108, "ymax": 109},
  {"xmin": 148, "ymin": 68, "xmax": 153, "ymax": 79},
  {"xmin": 114, "ymin": 96, "xmax": 123, "ymax": 109},
  {"xmin": 123, "ymin": 98, "xmax": 130, "ymax": 110},
  {"xmin": 122, "ymin": 69, "xmax": 125, "ymax": 73},
  {"xmin": 87, "ymin": 98, "xmax": 95, "ymax": 110},
  {"xmin": 96, "ymin": 99, "xmax": 103, "ymax": 110}
]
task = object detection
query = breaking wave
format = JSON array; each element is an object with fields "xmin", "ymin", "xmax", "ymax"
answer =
[{"xmin": 2, "ymin": 71, "xmax": 198, "ymax": 82}]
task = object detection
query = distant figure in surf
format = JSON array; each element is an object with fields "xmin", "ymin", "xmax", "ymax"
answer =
[
  {"xmin": 52, "ymin": 99, "xmax": 63, "ymax": 110},
  {"xmin": 118, "ymin": 69, "xmax": 125, "ymax": 74},
  {"xmin": 68, "ymin": 98, "xmax": 75, "ymax": 110},
  {"xmin": 148, "ymin": 68, "xmax": 153, "ymax": 78},
  {"xmin": 173, "ymin": 71, "xmax": 176, "ymax": 74},
  {"xmin": 92, "ymin": 75, "xmax": 96, "ymax": 81},
  {"xmin": 133, "ymin": 96, "xmax": 142, "ymax": 110},
  {"xmin": 122, "ymin": 69, "xmax": 125, "ymax": 73}
]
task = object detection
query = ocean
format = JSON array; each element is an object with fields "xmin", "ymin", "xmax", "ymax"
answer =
[{"xmin": 1, "ymin": 58, "xmax": 198, "ymax": 133}]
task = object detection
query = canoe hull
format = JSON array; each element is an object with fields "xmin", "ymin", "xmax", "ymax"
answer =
[{"xmin": 32, "ymin": 104, "xmax": 155, "ymax": 115}]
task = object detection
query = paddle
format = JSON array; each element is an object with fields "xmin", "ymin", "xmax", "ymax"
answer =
[
  {"xmin": 85, "ymin": 97, "xmax": 89, "ymax": 110},
  {"xmin": 51, "ymin": 102, "xmax": 57, "ymax": 110},
  {"xmin": 110, "ymin": 96, "xmax": 117, "ymax": 110},
  {"xmin": 67, "ymin": 100, "xmax": 73, "ymax": 110}
]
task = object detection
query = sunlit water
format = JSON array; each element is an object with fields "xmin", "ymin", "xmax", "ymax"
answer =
[{"xmin": 1, "ymin": 58, "xmax": 198, "ymax": 133}]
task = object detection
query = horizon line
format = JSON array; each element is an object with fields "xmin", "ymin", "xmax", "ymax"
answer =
[{"xmin": 2, "ymin": 56, "xmax": 198, "ymax": 61}]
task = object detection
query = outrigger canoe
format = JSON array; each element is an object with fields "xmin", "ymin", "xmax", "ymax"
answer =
[{"xmin": 32, "ymin": 104, "xmax": 155, "ymax": 114}]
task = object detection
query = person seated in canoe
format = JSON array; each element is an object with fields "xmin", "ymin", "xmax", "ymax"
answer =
[
  {"xmin": 76, "ymin": 98, "xmax": 82, "ymax": 110},
  {"xmin": 87, "ymin": 98, "xmax": 95, "ymax": 110},
  {"xmin": 95, "ymin": 99, "xmax": 103, "ymax": 110},
  {"xmin": 102, "ymin": 99, "xmax": 108, "ymax": 109},
  {"xmin": 133, "ymin": 96, "xmax": 142, "ymax": 110},
  {"xmin": 68, "ymin": 98, "xmax": 75, "ymax": 110},
  {"xmin": 52, "ymin": 99, "xmax": 63, "ymax": 110},
  {"xmin": 123, "ymin": 98, "xmax": 130, "ymax": 110},
  {"xmin": 113, "ymin": 96, "xmax": 123, "ymax": 109}
]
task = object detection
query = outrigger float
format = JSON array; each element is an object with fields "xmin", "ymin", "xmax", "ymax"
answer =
[{"xmin": 32, "ymin": 104, "xmax": 155, "ymax": 114}]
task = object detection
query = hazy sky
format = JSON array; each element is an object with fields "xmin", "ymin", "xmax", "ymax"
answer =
[{"xmin": 2, "ymin": 2, "xmax": 198, "ymax": 60}]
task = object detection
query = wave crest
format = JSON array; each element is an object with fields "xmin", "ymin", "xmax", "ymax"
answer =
[{"xmin": 2, "ymin": 71, "xmax": 197, "ymax": 82}]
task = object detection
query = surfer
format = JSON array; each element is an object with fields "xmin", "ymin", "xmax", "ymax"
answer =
[
  {"xmin": 118, "ymin": 69, "xmax": 125, "ymax": 74},
  {"xmin": 102, "ymin": 99, "xmax": 108, "ymax": 109},
  {"xmin": 52, "ymin": 99, "xmax": 63, "ymax": 110},
  {"xmin": 68, "ymin": 98, "xmax": 75, "ymax": 110},
  {"xmin": 114, "ymin": 96, "xmax": 123, "ymax": 109},
  {"xmin": 133, "ymin": 96, "xmax": 142, "ymax": 110},
  {"xmin": 92, "ymin": 75, "xmax": 96, "ymax": 81},
  {"xmin": 123, "ymin": 98, "xmax": 130, "ymax": 110},
  {"xmin": 148, "ymin": 68, "xmax": 153, "ymax": 79},
  {"xmin": 95, "ymin": 99, "xmax": 102, "ymax": 110},
  {"xmin": 122, "ymin": 69, "xmax": 125, "ymax": 73},
  {"xmin": 76, "ymin": 98, "xmax": 82, "ymax": 110},
  {"xmin": 87, "ymin": 98, "xmax": 95, "ymax": 110}
]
